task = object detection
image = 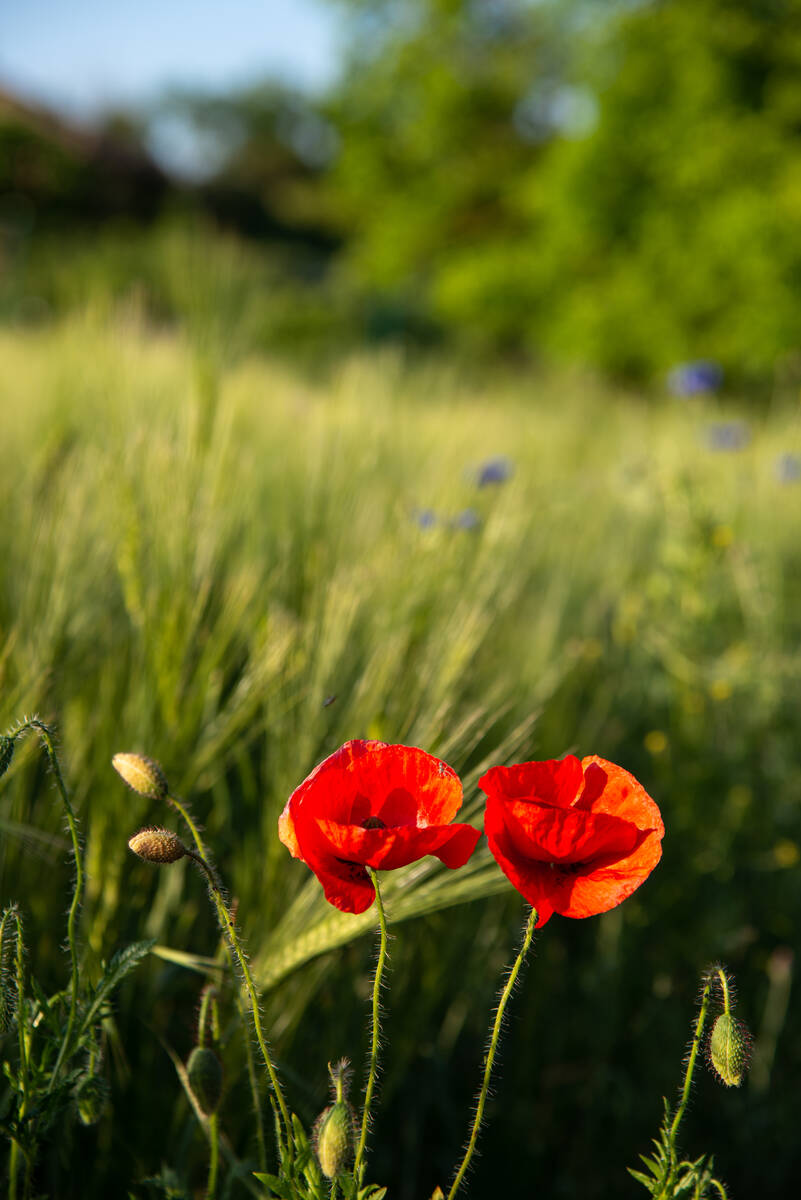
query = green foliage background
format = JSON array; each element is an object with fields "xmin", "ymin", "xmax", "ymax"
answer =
[{"xmin": 5, "ymin": 0, "xmax": 801, "ymax": 381}]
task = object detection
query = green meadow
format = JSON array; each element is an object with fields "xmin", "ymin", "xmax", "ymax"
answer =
[{"xmin": 1, "ymin": 309, "xmax": 799, "ymax": 1197}]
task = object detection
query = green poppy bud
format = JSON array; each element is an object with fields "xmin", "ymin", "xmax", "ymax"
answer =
[
  {"xmin": 708, "ymin": 1012, "xmax": 751, "ymax": 1087},
  {"xmin": 187, "ymin": 1045, "xmax": 224, "ymax": 1116},
  {"xmin": 112, "ymin": 752, "xmax": 168, "ymax": 801},
  {"xmin": 313, "ymin": 1059, "xmax": 356, "ymax": 1179}
]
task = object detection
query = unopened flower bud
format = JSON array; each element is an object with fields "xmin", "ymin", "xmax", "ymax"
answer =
[
  {"xmin": 708, "ymin": 1012, "xmax": 751, "ymax": 1087},
  {"xmin": 128, "ymin": 827, "xmax": 186, "ymax": 865},
  {"xmin": 313, "ymin": 1059, "xmax": 356, "ymax": 1179},
  {"xmin": 75, "ymin": 1073, "xmax": 109, "ymax": 1126},
  {"xmin": 112, "ymin": 752, "xmax": 168, "ymax": 800},
  {"xmin": 187, "ymin": 1045, "xmax": 223, "ymax": 1116},
  {"xmin": 0, "ymin": 736, "xmax": 14, "ymax": 780}
]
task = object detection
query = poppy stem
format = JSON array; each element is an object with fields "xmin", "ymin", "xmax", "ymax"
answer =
[
  {"xmin": 166, "ymin": 792, "xmax": 269, "ymax": 1171},
  {"xmin": 354, "ymin": 867, "xmax": 389, "ymax": 1184},
  {"xmin": 661, "ymin": 978, "xmax": 713, "ymax": 1196},
  {"xmin": 184, "ymin": 846, "xmax": 293, "ymax": 1161},
  {"xmin": 26, "ymin": 721, "xmax": 85, "ymax": 1095},
  {"xmin": 447, "ymin": 904, "xmax": 538, "ymax": 1200}
]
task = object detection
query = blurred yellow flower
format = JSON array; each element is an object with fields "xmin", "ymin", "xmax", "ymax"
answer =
[
  {"xmin": 773, "ymin": 840, "xmax": 800, "ymax": 868},
  {"xmin": 644, "ymin": 730, "xmax": 668, "ymax": 755},
  {"xmin": 712, "ymin": 524, "xmax": 734, "ymax": 548},
  {"xmin": 709, "ymin": 680, "xmax": 732, "ymax": 701}
]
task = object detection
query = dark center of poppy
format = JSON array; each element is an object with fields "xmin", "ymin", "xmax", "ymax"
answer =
[
  {"xmin": 361, "ymin": 816, "xmax": 386, "ymax": 830},
  {"xmin": 549, "ymin": 861, "xmax": 584, "ymax": 876}
]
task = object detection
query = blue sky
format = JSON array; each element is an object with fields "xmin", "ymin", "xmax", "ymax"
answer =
[{"xmin": 0, "ymin": 0, "xmax": 342, "ymax": 118}]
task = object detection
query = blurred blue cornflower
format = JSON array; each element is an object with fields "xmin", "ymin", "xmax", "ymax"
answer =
[
  {"xmin": 703, "ymin": 421, "xmax": 750, "ymax": 452},
  {"xmin": 411, "ymin": 507, "xmax": 438, "ymax": 529},
  {"xmin": 473, "ymin": 456, "xmax": 514, "ymax": 487},
  {"xmin": 450, "ymin": 508, "xmax": 481, "ymax": 531},
  {"xmin": 667, "ymin": 361, "xmax": 723, "ymax": 397},
  {"xmin": 774, "ymin": 453, "xmax": 801, "ymax": 483}
]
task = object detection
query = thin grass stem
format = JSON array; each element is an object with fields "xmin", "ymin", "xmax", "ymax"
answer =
[
  {"xmin": 354, "ymin": 868, "xmax": 389, "ymax": 1185},
  {"xmin": 447, "ymin": 904, "xmax": 538, "ymax": 1200}
]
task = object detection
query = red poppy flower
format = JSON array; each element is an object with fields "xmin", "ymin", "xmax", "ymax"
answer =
[
  {"xmin": 480, "ymin": 755, "xmax": 663, "ymax": 927},
  {"xmin": 279, "ymin": 740, "xmax": 482, "ymax": 914}
]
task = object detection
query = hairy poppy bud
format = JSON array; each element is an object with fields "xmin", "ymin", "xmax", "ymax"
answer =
[
  {"xmin": 112, "ymin": 752, "xmax": 168, "ymax": 801},
  {"xmin": 75, "ymin": 1074, "xmax": 109, "ymax": 1126},
  {"xmin": 708, "ymin": 1012, "xmax": 751, "ymax": 1087},
  {"xmin": 0, "ymin": 736, "xmax": 14, "ymax": 780},
  {"xmin": 187, "ymin": 1045, "xmax": 223, "ymax": 1116},
  {"xmin": 128, "ymin": 827, "xmax": 186, "ymax": 864},
  {"xmin": 313, "ymin": 1059, "xmax": 356, "ymax": 1179}
]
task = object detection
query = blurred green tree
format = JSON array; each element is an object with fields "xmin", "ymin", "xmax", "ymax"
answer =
[
  {"xmin": 326, "ymin": 0, "xmax": 801, "ymax": 380},
  {"xmin": 325, "ymin": 0, "xmax": 568, "ymax": 344}
]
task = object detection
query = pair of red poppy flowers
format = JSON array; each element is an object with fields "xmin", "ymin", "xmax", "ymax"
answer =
[{"xmin": 279, "ymin": 740, "xmax": 664, "ymax": 925}]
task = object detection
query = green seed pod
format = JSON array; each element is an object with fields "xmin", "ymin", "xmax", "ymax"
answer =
[
  {"xmin": 314, "ymin": 1102, "xmax": 355, "ymax": 1178},
  {"xmin": 708, "ymin": 1012, "xmax": 751, "ymax": 1087},
  {"xmin": 313, "ymin": 1060, "xmax": 356, "ymax": 1179},
  {"xmin": 128, "ymin": 827, "xmax": 187, "ymax": 864},
  {"xmin": 112, "ymin": 752, "xmax": 168, "ymax": 800},
  {"xmin": 187, "ymin": 1045, "xmax": 224, "ymax": 1116},
  {"xmin": 0, "ymin": 736, "xmax": 14, "ymax": 780},
  {"xmin": 75, "ymin": 1074, "xmax": 109, "ymax": 1126}
]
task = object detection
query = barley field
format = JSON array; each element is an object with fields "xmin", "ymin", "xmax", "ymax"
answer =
[{"xmin": 1, "ymin": 311, "xmax": 799, "ymax": 1198}]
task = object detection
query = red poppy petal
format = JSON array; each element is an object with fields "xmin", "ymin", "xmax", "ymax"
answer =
[
  {"xmin": 340, "ymin": 744, "xmax": 463, "ymax": 826},
  {"xmin": 573, "ymin": 761, "xmax": 608, "ymax": 810},
  {"xmin": 500, "ymin": 799, "xmax": 645, "ymax": 865},
  {"xmin": 277, "ymin": 802, "xmax": 302, "ymax": 859},
  {"xmin": 312, "ymin": 818, "xmax": 481, "ymax": 871},
  {"xmin": 316, "ymin": 863, "xmax": 376, "ymax": 914},
  {"xmin": 285, "ymin": 741, "xmax": 386, "ymax": 825},
  {"xmin": 550, "ymin": 837, "xmax": 663, "ymax": 918},
  {"xmin": 580, "ymin": 757, "xmax": 664, "ymax": 837},
  {"xmin": 289, "ymin": 741, "xmax": 464, "ymax": 828},
  {"xmin": 479, "ymin": 757, "xmax": 583, "ymax": 810},
  {"xmin": 484, "ymin": 800, "xmax": 554, "ymax": 926}
]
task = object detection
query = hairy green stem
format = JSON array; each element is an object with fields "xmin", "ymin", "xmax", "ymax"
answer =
[
  {"xmin": 447, "ymin": 904, "xmax": 538, "ymax": 1200},
  {"xmin": 4, "ymin": 907, "xmax": 29, "ymax": 1200},
  {"xmin": 354, "ymin": 868, "xmax": 389, "ymax": 1185},
  {"xmin": 716, "ymin": 966, "xmax": 732, "ymax": 1016},
  {"xmin": 661, "ymin": 980, "xmax": 713, "ymax": 1197},
  {"xmin": 185, "ymin": 847, "xmax": 292, "ymax": 1155},
  {"xmin": 171, "ymin": 794, "xmax": 268, "ymax": 1170},
  {"xmin": 26, "ymin": 723, "xmax": 84, "ymax": 1091},
  {"xmin": 207, "ymin": 1112, "xmax": 220, "ymax": 1199}
]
